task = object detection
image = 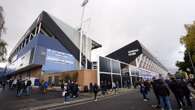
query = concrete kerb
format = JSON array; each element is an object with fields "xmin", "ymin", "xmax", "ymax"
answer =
[{"xmin": 29, "ymin": 88, "xmax": 133, "ymax": 110}]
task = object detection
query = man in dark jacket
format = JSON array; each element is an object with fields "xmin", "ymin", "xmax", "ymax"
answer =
[
  {"xmin": 18, "ymin": 80, "xmax": 25, "ymax": 97},
  {"xmin": 16, "ymin": 79, "xmax": 21, "ymax": 96},
  {"xmin": 169, "ymin": 78, "xmax": 185, "ymax": 109},
  {"xmin": 151, "ymin": 77, "xmax": 161, "ymax": 108},
  {"xmin": 180, "ymin": 79, "xmax": 192, "ymax": 108},
  {"xmin": 93, "ymin": 83, "xmax": 99, "ymax": 101},
  {"xmin": 157, "ymin": 79, "xmax": 172, "ymax": 110}
]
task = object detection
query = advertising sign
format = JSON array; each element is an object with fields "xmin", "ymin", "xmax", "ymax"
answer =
[{"xmin": 42, "ymin": 49, "xmax": 77, "ymax": 72}]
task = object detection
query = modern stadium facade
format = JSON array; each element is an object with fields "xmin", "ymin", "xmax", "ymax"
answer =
[{"xmin": 2, "ymin": 11, "xmax": 168, "ymax": 89}]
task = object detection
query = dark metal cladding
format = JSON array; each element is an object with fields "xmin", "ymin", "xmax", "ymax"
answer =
[
  {"xmin": 40, "ymin": 11, "xmax": 80, "ymax": 61},
  {"xmin": 106, "ymin": 40, "xmax": 142, "ymax": 64}
]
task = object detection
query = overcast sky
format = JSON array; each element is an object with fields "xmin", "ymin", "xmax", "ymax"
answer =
[{"xmin": 0, "ymin": 0, "xmax": 195, "ymax": 73}]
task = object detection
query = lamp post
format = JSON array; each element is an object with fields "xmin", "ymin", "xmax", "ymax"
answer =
[
  {"xmin": 179, "ymin": 50, "xmax": 195, "ymax": 77},
  {"xmin": 79, "ymin": 0, "xmax": 89, "ymax": 70},
  {"xmin": 186, "ymin": 50, "xmax": 195, "ymax": 76}
]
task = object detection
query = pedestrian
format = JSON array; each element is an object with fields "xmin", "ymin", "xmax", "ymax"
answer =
[
  {"xmin": 180, "ymin": 78, "xmax": 192, "ymax": 108},
  {"xmin": 151, "ymin": 77, "xmax": 161, "ymax": 108},
  {"xmin": 18, "ymin": 80, "xmax": 25, "ymax": 97},
  {"xmin": 112, "ymin": 82, "xmax": 117, "ymax": 94},
  {"xmin": 63, "ymin": 83, "xmax": 70, "ymax": 104},
  {"xmin": 144, "ymin": 80, "xmax": 151, "ymax": 92},
  {"xmin": 93, "ymin": 83, "xmax": 99, "ymax": 101},
  {"xmin": 157, "ymin": 79, "xmax": 172, "ymax": 110},
  {"xmin": 2, "ymin": 81, "xmax": 6, "ymax": 91},
  {"xmin": 39, "ymin": 80, "xmax": 44, "ymax": 95},
  {"xmin": 69, "ymin": 81, "xmax": 74, "ymax": 98},
  {"xmin": 140, "ymin": 81, "xmax": 149, "ymax": 101},
  {"xmin": 89, "ymin": 82, "xmax": 93, "ymax": 93},
  {"xmin": 169, "ymin": 77, "xmax": 185, "ymax": 110},
  {"xmin": 101, "ymin": 81, "xmax": 108, "ymax": 95},
  {"xmin": 72, "ymin": 81, "xmax": 79, "ymax": 98},
  {"xmin": 43, "ymin": 81, "xmax": 48, "ymax": 95},
  {"xmin": 61, "ymin": 81, "xmax": 64, "ymax": 91},
  {"xmin": 8, "ymin": 80, "xmax": 13, "ymax": 89},
  {"xmin": 26, "ymin": 79, "xmax": 32, "ymax": 96},
  {"xmin": 16, "ymin": 79, "xmax": 21, "ymax": 96},
  {"xmin": 12, "ymin": 79, "xmax": 17, "ymax": 89},
  {"xmin": 74, "ymin": 81, "xmax": 79, "ymax": 97}
]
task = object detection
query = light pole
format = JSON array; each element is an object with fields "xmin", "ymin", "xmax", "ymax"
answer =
[
  {"xmin": 79, "ymin": 0, "xmax": 89, "ymax": 70},
  {"xmin": 179, "ymin": 50, "xmax": 195, "ymax": 77},
  {"xmin": 186, "ymin": 50, "xmax": 195, "ymax": 76}
]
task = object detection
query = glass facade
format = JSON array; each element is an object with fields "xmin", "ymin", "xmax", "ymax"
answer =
[
  {"xmin": 99, "ymin": 56, "xmax": 111, "ymax": 73},
  {"xmin": 99, "ymin": 56, "xmax": 131, "ymax": 88}
]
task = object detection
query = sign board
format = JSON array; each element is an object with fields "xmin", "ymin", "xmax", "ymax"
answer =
[{"xmin": 42, "ymin": 49, "xmax": 77, "ymax": 73}]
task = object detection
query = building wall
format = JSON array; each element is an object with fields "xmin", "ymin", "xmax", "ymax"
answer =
[
  {"xmin": 41, "ymin": 70, "xmax": 97, "ymax": 91},
  {"xmin": 7, "ymin": 33, "xmax": 79, "ymax": 75}
]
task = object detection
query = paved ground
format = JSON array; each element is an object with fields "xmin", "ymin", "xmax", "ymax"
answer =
[
  {"xmin": 47, "ymin": 90, "xmax": 195, "ymax": 110},
  {"xmin": 1, "ymin": 86, "xmax": 195, "ymax": 110},
  {"xmin": 0, "ymin": 86, "xmax": 92, "ymax": 110}
]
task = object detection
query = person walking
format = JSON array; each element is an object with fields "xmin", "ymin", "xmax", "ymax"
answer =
[
  {"xmin": 144, "ymin": 80, "xmax": 151, "ymax": 93},
  {"xmin": 18, "ymin": 80, "xmax": 25, "ymax": 97},
  {"xmin": 169, "ymin": 77, "xmax": 185, "ymax": 110},
  {"xmin": 89, "ymin": 82, "xmax": 93, "ymax": 93},
  {"xmin": 16, "ymin": 79, "xmax": 21, "ymax": 96},
  {"xmin": 180, "ymin": 78, "xmax": 192, "ymax": 108},
  {"xmin": 63, "ymin": 83, "xmax": 70, "ymax": 104},
  {"xmin": 93, "ymin": 83, "xmax": 99, "ymax": 101},
  {"xmin": 2, "ymin": 81, "xmax": 6, "ymax": 91},
  {"xmin": 72, "ymin": 81, "xmax": 77, "ymax": 98},
  {"xmin": 151, "ymin": 77, "xmax": 161, "ymax": 108},
  {"xmin": 140, "ymin": 81, "xmax": 149, "ymax": 101},
  {"xmin": 157, "ymin": 79, "xmax": 172, "ymax": 110},
  {"xmin": 26, "ymin": 79, "xmax": 32, "ymax": 96},
  {"xmin": 100, "ymin": 81, "xmax": 106, "ymax": 95},
  {"xmin": 43, "ymin": 81, "xmax": 48, "ymax": 95},
  {"xmin": 61, "ymin": 81, "xmax": 64, "ymax": 91},
  {"xmin": 112, "ymin": 82, "xmax": 117, "ymax": 94}
]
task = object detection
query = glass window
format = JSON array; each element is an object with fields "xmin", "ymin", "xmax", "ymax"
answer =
[
  {"xmin": 99, "ymin": 56, "xmax": 111, "ymax": 72},
  {"xmin": 111, "ymin": 60, "xmax": 120, "ymax": 73}
]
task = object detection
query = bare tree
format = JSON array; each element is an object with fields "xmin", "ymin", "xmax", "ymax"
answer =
[
  {"xmin": 0, "ymin": 6, "xmax": 7, "ymax": 62},
  {"xmin": 0, "ymin": 6, "xmax": 6, "ymax": 37}
]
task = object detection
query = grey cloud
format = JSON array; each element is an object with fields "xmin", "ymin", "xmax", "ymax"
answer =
[{"xmin": 1, "ymin": 0, "xmax": 195, "ymax": 73}]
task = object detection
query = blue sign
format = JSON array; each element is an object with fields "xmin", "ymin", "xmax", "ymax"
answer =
[{"xmin": 42, "ymin": 49, "xmax": 77, "ymax": 73}]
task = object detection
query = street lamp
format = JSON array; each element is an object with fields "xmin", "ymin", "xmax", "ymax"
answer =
[{"xmin": 79, "ymin": 0, "xmax": 89, "ymax": 70}]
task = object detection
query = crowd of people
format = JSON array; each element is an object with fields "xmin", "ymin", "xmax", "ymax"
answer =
[
  {"xmin": 61, "ymin": 80, "xmax": 80, "ymax": 104},
  {"xmin": 61, "ymin": 80, "xmax": 122, "ymax": 103},
  {"xmin": 139, "ymin": 77, "xmax": 195, "ymax": 110},
  {"xmin": 0, "ymin": 79, "xmax": 32, "ymax": 96}
]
